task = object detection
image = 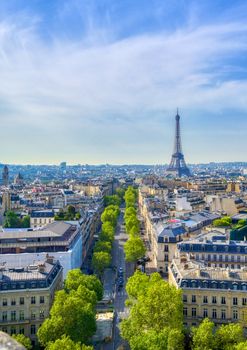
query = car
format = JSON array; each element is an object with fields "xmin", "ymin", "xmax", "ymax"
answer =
[
  {"xmin": 118, "ymin": 267, "xmax": 123, "ymax": 273},
  {"xmin": 144, "ymin": 256, "xmax": 151, "ymax": 262}
]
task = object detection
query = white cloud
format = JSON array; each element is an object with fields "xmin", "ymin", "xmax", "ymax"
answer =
[{"xmin": 0, "ymin": 9, "xmax": 247, "ymax": 163}]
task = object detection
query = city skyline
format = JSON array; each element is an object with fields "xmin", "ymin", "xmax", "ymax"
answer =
[{"xmin": 0, "ymin": 0, "xmax": 247, "ymax": 164}]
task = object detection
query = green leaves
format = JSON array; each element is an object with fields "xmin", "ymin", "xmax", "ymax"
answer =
[
  {"xmin": 121, "ymin": 271, "xmax": 184, "ymax": 350},
  {"xmin": 124, "ymin": 236, "xmax": 146, "ymax": 262},
  {"xmin": 192, "ymin": 319, "xmax": 244, "ymax": 350},
  {"xmin": 4, "ymin": 211, "xmax": 30, "ymax": 228},
  {"xmin": 37, "ymin": 270, "xmax": 102, "ymax": 347},
  {"xmin": 92, "ymin": 251, "xmax": 111, "ymax": 276}
]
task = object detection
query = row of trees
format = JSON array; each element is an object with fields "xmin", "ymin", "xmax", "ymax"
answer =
[
  {"xmin": 121, "ymin": 271, "xmax": 247, "ymax": 350},
  {"xmin": 92, "ymin": 202, "xmax": 120, "ymax": 278},
  {"xmin": 4, "ymin": 210, "xmax": 30, "ymax": 228},
  {"xmin": 123, "ymin": 187, "xmax": 146, "ymax": 263},
  {"xmin": 54, "ymin": 205, "xmax": 81, "ymax": 221},
  {"xmin": 37, "ymin": 269, "xmax": 103, "ymax": 349},
  {"xmin": 213, "ymin": 216, "xmax": 247, "ymax": 229}
]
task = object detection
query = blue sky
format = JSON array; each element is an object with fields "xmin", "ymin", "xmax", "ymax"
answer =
[{"xmin": 0, "ymin": 0, "xmax": 247, "ymax": 164}]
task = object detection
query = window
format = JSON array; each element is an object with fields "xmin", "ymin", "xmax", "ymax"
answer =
[
  {"xmin": 2, "ymin": 327, "xmax": 7, "ymax": 333},
  {"xmin": 192, "ymin": 295, "xmax": 196, "ymax": 303},
  {"xmin": 233, "ymin": 309, "xmax": 238, "ymax": 320},
  {"xmin": 10, "ymin": 327, "xmax": 16, "ymax": 335},
  {"xmin": 11, "ymin": 311, "xmax": 16, "ymax": 321},
  {"xmin": 19, "ymin": 310, "xmax": 24, "ymax": 321},
  {"xmin": 164, "ymin": 254, "xmax": 169, "ymax": 262},
  {"xmin": 40, "ymin": 296, "xmax": 45, "ymax": 304},
  {"xmin": 2, "ymin": 311, "xmax": 7, "ymax": 321},
  {"xmin": 213, "ymin": 254, "xmax": 217, "ymax": 261},
  {"xmin": 30, "ymin": 325, "xmax": 36, "ymax": 335},
  {"xmin": 221, "ymin": 309, "xmax": 226, "ymax": 320},
  {"xmin": 183, "ymin": 295, "xmax": 187, "ymax": 303},
  {"xmin": 31, "ymin": 311, "xmax": 36, "ymax": 320},
  {"xmin": 19, "ymin": 328, "xmax": 25, "ymax": 335},
  {"xmin": 212, "ymin": 309, "xmax": 217, "ymax": 319},
  {"xmin": 243, "ymin": 298, "xmax": 247, "ymax": 306},
  {"xmin": 164, "ymin": 245, "xmax": 169, "ymax": 252},
  {"xmin": 183, "ymin": 307, "xmax": 188, "ymax": 316},
  {"xmin": 221, "ymin": 297, "xmax": 226, "ymax": 305},
  {"xmin": 219, "ymin": 255, "xmax": 222, "ymax": 261},
  {"xmin": 233, "ymin": 297, "xmax": 238, "ymax": 306},
  {"xmin": 203, "ymin": 308, "xmax": 208, "ymax": 318},
  {"xmin": 225, "ymin": 255, "xmax": 228, "ymax": 262},
  {"xmin": 31, "ymin": 296, "xmax": 36, "ymax": 305},
  {"xmin": 40, "ymin": 310, "xmax": 45, "ymax": 319},
  {"xmin": 2, "ymin": 299, "xmax": 7, "ymax": 306},
  {"xmin": 192, "ymin": 308, "xmax": 197, "ymax": 318},
  {"xmin": 208, "ymin": 254, "xmax": 211, "ymax": 261},
  {"xmin": 212, "ymin": 296, "xmax": 217, "ymax": 304},
  {"xmin": 203, "ymin": 296, "xmax": 208, "ymax": 304},
  {"xmin": 11, "ymin": 298, "xmax": 16, "ymax": 306},
  {"xmin": 231, "ymin": 255, "xmax": 235, "ymax": 262},
  {"xmin": 20, "ymin": 297, "xmax": 24, "ymax": 305}
]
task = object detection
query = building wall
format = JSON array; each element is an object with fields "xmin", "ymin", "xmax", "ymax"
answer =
[{"xmin": 0, "ymin": 268, "xmax": 62, "ymax": 345}]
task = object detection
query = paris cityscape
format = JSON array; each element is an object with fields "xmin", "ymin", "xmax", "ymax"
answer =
[{"xmin": 1, "ymin": 1, "xmax": 247, "ymax": 350}]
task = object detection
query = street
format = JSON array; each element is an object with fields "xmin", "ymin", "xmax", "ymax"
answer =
[{"xmin": 100, "ymin": 207, "xmax": 134, "ymax": 350}]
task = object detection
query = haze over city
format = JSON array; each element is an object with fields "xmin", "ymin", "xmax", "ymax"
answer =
[{"xmin": 1, "ymin": 0, "xmax": 247, "ymax": 164}]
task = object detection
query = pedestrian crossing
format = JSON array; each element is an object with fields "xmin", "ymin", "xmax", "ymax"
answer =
[{"xmin": 116, "ymin": 290, "xmax": 127, "ymax": 297}]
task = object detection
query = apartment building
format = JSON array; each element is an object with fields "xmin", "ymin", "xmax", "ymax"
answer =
[
  {"xmin": 0, "ymin": 221, "xmax": 82, "ymax": 279},
  {"xmin": 178, "ymin": 231, "xmax": 247, "ymax": 269},
  {"xmin": 30, "ymin": 210, "xmax": 55, "ymax": 228},
  {"xmin": 0, "ymin": 256, "xmax": 62, "ymax": 346}
]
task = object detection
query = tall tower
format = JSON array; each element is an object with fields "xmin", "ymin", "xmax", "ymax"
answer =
[
  {"xmin": 166, "ymin": 110, "xmax": 191, "ymax": 177},
  {"xmin": 2, "ymin": 165, "xmax": 9, "ymax": 186}
]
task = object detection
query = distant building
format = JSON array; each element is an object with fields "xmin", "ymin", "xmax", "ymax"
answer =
[
  {"xmin": 2, "ymin": 166, "xmax": 9, "ymax": 187},
  {"xmin": 30, "ymin": 210, "xmax": 54, "ymax": 228},
  {"xmin": 60, "ymin": 162, "xmax": 66, "ymax": 171},
  {"xmin": 14, "ymin": 173, "xmax": 24, "ymax": 186},
  {"xmin": 0, "ymin": 256, "xmax": 63, "ymax": 346}
]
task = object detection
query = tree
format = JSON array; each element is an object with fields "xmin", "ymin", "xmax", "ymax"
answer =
[
  {"xmin": 116, "ymin": 187, "xmax": 125, "ymax": 202},
  {"xmin": 215, "ymin": 323, "xmax": 244, "ymax": 350},
  {"xmin": 21, "ymin": 215, "xmax": 30, "ymax": 228},
  {"xmin": 67, "ymin": 205, "xmax": 76, "ymax": 217},
  {"xmin": 192, "ymin": 318, "xmax": 215, "ymax": 350},
  {"xmin": 94, "ymin": 240, "xmax": 112, "ymax": 254},
  {"xmin": 12, "ymin": 334, "xmax": 32, "ymax": 349},
  {"xmin": 124, "ymin": 207, "xmax": 137, "ymax": 220},
  {"xmin": 213, "ymin": 216, "xmax": 232, "ymax": 227},
  {"xmin": 124, "ymin": 236, "xmax": 146, "ymax": 262},
  {"xmin": 64, "ymin": 269, "xmax": 103, "ymax": 300},
  {"xmin": 121, "ymin": 272, "xmax": 183, "ymax": 348},
  {"xmin": 38, "ymin": 291, "xmax": 96, "ymax": 346},
  {"xmin": 104, "ymin": 195, "xmax": 121, "ymax": 207},
  {"xmin": 4, "ymin": 211, "xmax": 21, "ymax": 228},
  {"xmin": 46, "ymin": 335, "xmax": 93, "ymax": 350},
  {"xmin": 125, "ymin": 215, "xmax": 140, "ymax": 235},
  {"xmin": 235, "ymin": 342, "xmax": 247, "ymax": 350},
  {"xmin": 126, "ymin": 270, "xmax": 149, "ymax": 299},
  {"xmin": 92, "ymin": 251, "xmax": 111, "ymax": 276}
]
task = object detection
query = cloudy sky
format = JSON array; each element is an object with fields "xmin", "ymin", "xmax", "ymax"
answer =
[{"xmin": 0, "ymin": 0, "xmax": 247, "ymax": 165}]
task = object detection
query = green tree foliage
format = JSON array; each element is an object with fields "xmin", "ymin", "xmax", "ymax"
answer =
[
  {"xmin": 125, "ymin": 215, "xmax": 140, "ymax": 235},
  {"xmin": 124, "ymin": 187, "xmax": 138, "ymax": 208},
  {"xmin": 101, "ymin": 205, "xmax": 120, "ymax": 227},
  {"xmin": 38, "ymin": 290, "xmax": 96, "ymax": 347},
  {"xmin": 124, "ymin": 207, "xmax": 137, "ymax": 220},
  {"xmin": 116, "ymin": 187, "xmax": 125, "ymax": 202},
  {"xmin": 64, "ymin": 269, "xmax": 103, "ymax": 300},
  {"xmin": 21, "ymin": 215, "xmax": 30, "ymax": 228},
  {"xmin": 192, "ymin": 318, "xmax": 215, "ymax": 350},
  {"xmin": 213, "ymin": 216, "xmax": 232, "ymax": 227},
  {"xmin": 4, "ymin": 211, "xmax": 30, "ymax": 228},
  {"xmin": 46, "ymin": 335, "xmax": 93, "ymax": 349},
  {"xmin": 94, "ymin": 240, "xmax": 112, "ymax": 254},
  {"xmin": 120, "ymin": 271, "xmax": 184, "ymax": 350},
  {"xmin": 215, "ymin": 323, "xmax": 244, "ymax": 350},
  {"xmin": 235, "ymin": 342, "xmax": 247, "ymax": 350},
  {"xmin": 92, "ymin": 251, "xmax": 111, "ymax": 276},
  {"xmin": 124, "ymin": 236, "xmax": 146, "ymax": 262},
  {"xmin": 12, "ymin": 334, "xmax": 32, "ymax": 350},
  {"xmin": 191, "ymin": 319, "xmax": 244, "ymax": 350},
  {"xmin": 104, "ymin": 195, "xmax": 121, "ymax": 207},
  {"xmin": 54, "ymin": 206, "xmax": 80, "ymax": 221}
]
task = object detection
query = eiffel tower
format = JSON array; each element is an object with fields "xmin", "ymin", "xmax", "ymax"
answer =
[{"xmin": 166, "ymin": 110, "xmax": 191, "ymax": 177}]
